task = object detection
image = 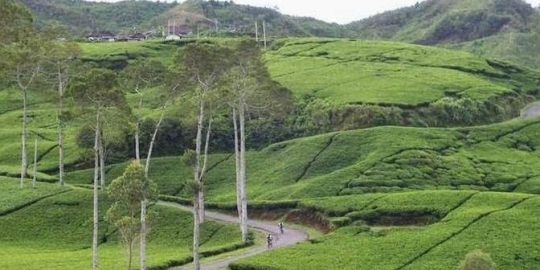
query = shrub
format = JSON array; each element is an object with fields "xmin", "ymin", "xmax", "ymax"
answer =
[{"xmin": 460, "ymin": 250, "xmax": 498, "ymax": 270}]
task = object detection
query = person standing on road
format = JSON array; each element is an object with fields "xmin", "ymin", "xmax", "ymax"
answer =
[
  {"xmin": 278, "ymin": 221, "xmax": 284, "ymax": 234},
  {"xmin": 266, "ymin": 233, "xmax": 273, "ymax": 248}
]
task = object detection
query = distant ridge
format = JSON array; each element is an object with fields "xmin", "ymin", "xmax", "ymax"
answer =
[
  {"xmin": 14, "ymin": 0, "xmax": 353, "ymax": 38},
  {"xmin": 345, "ymin": 0, "xmax": 540, "ymax": 68}
]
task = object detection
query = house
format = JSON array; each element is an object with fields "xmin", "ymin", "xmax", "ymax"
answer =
[
  {"xmin": 128, "ymin": 33, "xmax": 147, "ymax": 41},
  {"xmin": 85, "ymin": 31, "xmax": 116, "ymax": 42}
]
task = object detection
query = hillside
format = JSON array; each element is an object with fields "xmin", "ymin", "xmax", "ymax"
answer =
[
  {"xmin": 0, "ymin": 179, "xmax": 247, "ymax": 270},
  {"xmin": 64, "ymin": 116, "xmax": 540, "ymax": 202},
  {"xmin": 346, "ymin": 0, "xmax": 540, "ymax": 68},
  {"xmin": 15, "ymin": 0, "xmax": 351, "ymax": 38},
  {"xmin": 14, "ymin": 0, "xmax": 177, "ymax": 35},
  {"xmin": 265, "ymin": 38, "xmax": 540, "ymax": 129},
  {"xmin": 347, "ymin": 0, "xmax": 540, "ymax": 44},
  {"xmin": 63, "ymin": 118, "xmax": 540, "ymax": 269},
  {"xmin": 1, "ymin": 37, "xmax": 538, "ymax": 181}
]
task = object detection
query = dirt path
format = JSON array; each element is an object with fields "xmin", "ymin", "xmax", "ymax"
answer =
[{"xmin": 158, "ymin": 201, "xmax": 309, "ymax": 270}]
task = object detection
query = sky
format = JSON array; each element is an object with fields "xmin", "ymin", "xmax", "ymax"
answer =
[{"xmin": 91, "ymin": 0, "xmax": 540, "ymax": 24}]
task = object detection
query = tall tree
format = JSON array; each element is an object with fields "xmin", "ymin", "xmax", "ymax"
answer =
[
  {"xmin": 177, "ymin": 41, "xmax": 232, "ymax": 270},
  {"xmin": 3, "ymin": 35, "xmax": 48, "ymax": 187},
  {"xmin": 42, "ymin": 25, "xmax": 82, "ymax": 186},
  {"xmin": 225, "ymin": 39, "xmax": 293, "ymax": 242},
  {"xmin": 120, "ymin": 59, "xmax": 166, "ymax": 164},
  {"xmin": 69, "ymin": 68, "xmax": 127, "ymax": 270},
  {"xmin": 105, "ymin": 161, "xmax": 156, "ymax": 270},
  {"xmin": 0, "ymin": 1, "xmax": 35, "ymax": 188}
]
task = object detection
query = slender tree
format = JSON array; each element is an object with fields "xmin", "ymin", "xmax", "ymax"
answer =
[
  {"xmin": 105, "ymin": 161, "xmax": 156, "ymax": 270},
  {"xmin": 119, "ymin": 59, "xmax": 166, "ymax": 163},
  {"xmin": 68, "ymin": 68, "xmax": 127, "ymax": 270},
  {"xmin": 225, "ymin": 39, "xmax": 292, "ymax": 242},
  {"xmin": 3, "ymin": 35, "xmax": 48, "ymax": 187},
  {"xmin": 177, "ymin": 41, "xmax": 232, "ymax": 270},
  {"xmin": 42, "ymin": 26, "xmax": 82, "ymax": 186}
]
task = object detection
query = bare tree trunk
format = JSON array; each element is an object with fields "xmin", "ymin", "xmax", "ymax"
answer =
[
  {"xmin": 233, "ymin": 108, "xmax": 248, "ymax": 241},
  {"xmin": 199, "ymin": 116, "xmax": 212, "ymax": 223},
  {"xmin": 140, "ymin": 199, "xmax": 147, "ymax": 270},
  {"xmin": 58, "ymin": 115, "xmax": 65, "ymax": 186},
  {"xmin": 32, "ymin": 136, "xmax": 37, "ymax": 189},
  {"xmin": 58, "ymin": 71, "xmax": 65, "ymax": 186},
  {"xmin": 192, "ymin": 190, "xmax": 201, "ymax": 270},
  {"xmin": 92, "ymin": 113, "xmax": 100, "ymax": 270},
  {"xmin": 144, "ymin": 106, "xmax": 166, "ymax": 178},
  {"xmin": 239, "ymin": 101, "xmax": 248, "ymax": 242},
  {"xmin": 128, "ymin": 240, "xmax": 133, "ymax": 270},
  {"xmin": 99, "ymin": 132, "xmax": 105, "ymax": 188},
  {"xmin": 192, "ymin": 98, "xmax": 204, "ymax": 270},
  {"xmin": 20, "ymin": 87, "xmax": 28, "ymax": 188},
  {"xmin": 233, "ymin": 109, "xmax": 242, "ymax": 225}
]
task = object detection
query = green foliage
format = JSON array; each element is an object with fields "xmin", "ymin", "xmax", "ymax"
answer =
[
  {"xmin": 0, "ymin": 0, "xmax": 33, "ymax": 44},
  {"xmin": 105, "ymin": 161, "xmax": 157, "ymax": 269}
]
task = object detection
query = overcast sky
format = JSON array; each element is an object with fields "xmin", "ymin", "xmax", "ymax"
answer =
[{"xmin": 91, "ymin": 0, "xmax": 540, "ymax": 24}]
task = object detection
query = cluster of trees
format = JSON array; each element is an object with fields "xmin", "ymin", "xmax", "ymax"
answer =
[
  {"xmin": 16, "ymin": 0, "xmax": 178, "ymax": 36},
  {"xmin": 2, "ymin": 2, "xmax": 288, "ymax": 269}
]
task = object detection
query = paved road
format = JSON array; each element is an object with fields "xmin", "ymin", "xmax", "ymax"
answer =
[{"xmin": 158, "ymin": 201, "xmax": 309, "ymax": 270}]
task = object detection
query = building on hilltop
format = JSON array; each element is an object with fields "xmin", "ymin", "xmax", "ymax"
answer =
[{"xmin": 85, "ymin": 31, "xmax": 116, "ymax": 42}]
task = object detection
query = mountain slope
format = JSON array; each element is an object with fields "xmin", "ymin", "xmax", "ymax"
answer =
[
  {"xmin": 346, "ymin": 0, "xmax": 540, "ymax": 68},
  {"xmin": 15, "ymin": 0, "xmax": 353, "ymax": 38},
  {"xmin": 15, "ymin": 0, "xmax": 176, "ymax": 35},
  {"xmin": 348, "ymin": 0, "xmax": 540, "ymax": 44}
]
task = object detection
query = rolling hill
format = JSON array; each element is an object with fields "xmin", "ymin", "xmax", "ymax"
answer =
[
  {"xmin": 14, "ymin": 0, "xmax": 351, "ymax": 38},
  {"xmin": 346, "ymin": 0, "xmax": 540, "ymax": 69}
]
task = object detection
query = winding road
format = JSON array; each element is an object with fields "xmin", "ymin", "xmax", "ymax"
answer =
[{"xmin": 158, "ymin": 201, "xmax": 309, "ymax": 270}]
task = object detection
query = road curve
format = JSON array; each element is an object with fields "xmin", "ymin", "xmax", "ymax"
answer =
[{"xmin": 158, "ymin": 201, "xmax": 309, "ymax": 270}]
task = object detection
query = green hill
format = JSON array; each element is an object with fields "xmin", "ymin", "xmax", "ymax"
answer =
[
  {"xmin": 231, "ymin": 192, "xmax": 540, "ymax": 270},
  {"xmin": 2, "ymin": 37, "xmax": 539, "ymax": 180},
  {"xmin": 266, "ymin": 38, "xmax": 540, "ymax": 129},
  {"xmin": 346, "ymin": 0, "xmax": 540, "ymax": 69},
  {"xmin": 14, "ymin": 0, "xmax": 351, "ymax": 38},
  {"xmin": 65, "ymin": 116, "xmax": 540, "ymax": 202},
  {"xmin": 14, "ymin": 0, "xmax": 177, "ymax": 35},
  {"xmin": 347, "ymin": 0, "xmax": 540, "ymax": 44}
]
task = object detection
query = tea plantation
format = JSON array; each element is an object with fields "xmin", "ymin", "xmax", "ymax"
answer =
[
  {"xmin": 1, "ymin": 37, "xmax": 540, "ymax": 269},
  {"xmin": 266, "ymin": 38, "xmax": 540, "ymax": 106},
  {"xmin": 0, "ymin": 179, "xmax": 245, "ymax": 270}
]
